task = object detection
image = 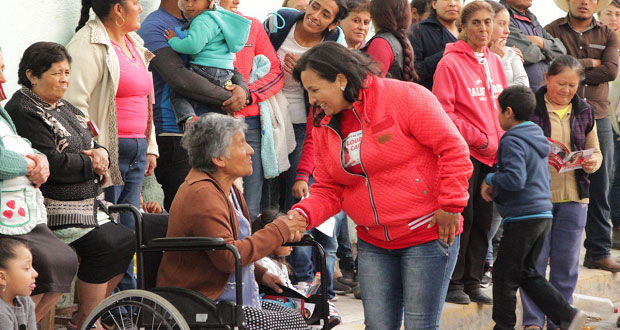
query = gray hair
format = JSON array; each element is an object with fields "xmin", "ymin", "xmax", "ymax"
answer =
[{"xmin": 181, "ymin": 113, "xmax": 247, "ymax": 174}]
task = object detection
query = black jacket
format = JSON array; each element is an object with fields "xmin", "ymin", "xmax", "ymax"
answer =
[{"xmin": 408, "ymin": 15, "xmax": 457, "ymax": 90}]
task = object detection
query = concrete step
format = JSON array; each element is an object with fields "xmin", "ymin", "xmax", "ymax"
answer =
[{"xmin": 334, "ymin": 248, "xmax": 620, "ymax": 329}]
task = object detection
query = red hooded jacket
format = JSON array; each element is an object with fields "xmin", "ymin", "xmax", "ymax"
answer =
[
  {"xmin": 432, "ymin": 40, "xmax": 507, "ymax": 166},
  {"xmin": 292, "ymin": 76, "xmax": 472, "ymax": 249}
]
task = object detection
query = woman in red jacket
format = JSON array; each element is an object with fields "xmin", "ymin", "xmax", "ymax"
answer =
[
  {"xmin": 432, "ymin": 0, "xmax": 507, "ymax": 305},
  {"xmin": 289, "ymin": 41, "xmax": 472, "ymax": 330}
]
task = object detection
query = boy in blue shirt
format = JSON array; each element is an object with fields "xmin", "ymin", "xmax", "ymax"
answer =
[{"xmin": 481, "ymin": 85, "xmax": 585, "ymax": 330}]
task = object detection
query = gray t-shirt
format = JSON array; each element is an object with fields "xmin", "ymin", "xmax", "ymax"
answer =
[{"xmin": 0, "ymin": 296, "xmax": 37, "ymax": 330}]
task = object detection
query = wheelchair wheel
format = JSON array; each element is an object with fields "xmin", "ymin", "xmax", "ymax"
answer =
[{"xmin": 82, "ymin": 290, "xmax": 190, "ymax": 330}]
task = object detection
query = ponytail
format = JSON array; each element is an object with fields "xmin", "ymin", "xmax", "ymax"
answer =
[{"xmin": 76, "ymin": 0, "xmax": 93, "ymax": 32}]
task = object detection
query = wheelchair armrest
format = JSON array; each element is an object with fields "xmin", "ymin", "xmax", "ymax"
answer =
[
  {"xmin": 283, "ymin": 233, "xmax": 315, "ymax": 247},
  {"xmin": 145, "ymin": 237, "xmax": 227, "ymax": 251}
]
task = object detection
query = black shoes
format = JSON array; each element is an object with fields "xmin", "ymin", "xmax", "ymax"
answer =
[
  {"xmin": 446, "ymin": 288, "xmax": 493, "ymax": 305},
  {"xmin": 465, "ymin": 288, "xmax": 493, "ymax": 305},
  {"xmin": 445, "ymin": 289, "xmax": 471, "ymax": 304}
]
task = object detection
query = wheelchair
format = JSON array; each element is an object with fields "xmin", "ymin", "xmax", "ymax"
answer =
[{"xmin": 81, "ymin": 205, "xmax": 333, "ymax": 330}]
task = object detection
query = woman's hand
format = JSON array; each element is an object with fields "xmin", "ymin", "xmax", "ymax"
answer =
[
  {"xmin": 83, "ymin": 148, "xmax": 109, "ymax": 176},
  {"xmin": 581, "ymin": 157, "xmax": 598, "ymax": 173},
  {"xmin": 284, "ymin": 210, "xmax": 307, "ymax": 242},
  {"xmin": 164, "ymin": 29, "xmax": 177, "ymax": 41},
  {"xmin": 25, "ymin": 153, "xmax": 50, "ymax": 188},
  {"xmin": 283, "ymin": 53, "xmax": 299, "ymax": 74},
  {"xmin": 292, "ymin": 180, "xmax": 309, "ymax": 199},
  {"xmin": 489, "ymin": 39, "xmax": 506, "ymax": 58},
  {"xmin": 427, "ymin": 209, "xmax": 460, "ymax": 245},
  {"xmin": 480, "ymin": 180, "xmax": 494, "ymax": 202},
  {"xmin": 145, "ymin": 154, "xmax": 157, "ymax": 177},
  {"xmin": 221, "ymin": 84, "xmax": 249, "ymax": 114},
  {"xmin": 260, "ymin": 271, "xmax": 284, "ymax": 294}
]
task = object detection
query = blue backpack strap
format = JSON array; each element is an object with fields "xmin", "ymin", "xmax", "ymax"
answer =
[{"xmin": 264, "ymin": 8, "xmax": 305, "ymax": 51}]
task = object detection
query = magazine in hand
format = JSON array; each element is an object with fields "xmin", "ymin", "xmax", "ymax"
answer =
[{"xmin": 548, "ymin": 138, "xmax": 594, "ymax": 173}]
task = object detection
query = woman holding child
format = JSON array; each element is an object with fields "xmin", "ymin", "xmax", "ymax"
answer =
[
  {"xmin": 520, "ymin": 55, "xmax": 602, "ymax": 330},
  {"xmin": 288, "ymin": 41, "xmax": 472, "ymax": 330}
]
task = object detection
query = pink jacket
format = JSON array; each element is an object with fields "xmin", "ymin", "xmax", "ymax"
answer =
[
  {"xmin": 432, "ymin": 40, "xmax": 507, "ymax": 166},
  {"xmin": 293, "ymin": 76, "xmax": 472, "ymax": 248},
  {"xmin": 233, "ymin": 13, "xmax": 284, "ymax": 118}
]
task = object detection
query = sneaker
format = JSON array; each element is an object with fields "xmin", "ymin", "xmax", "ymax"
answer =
[
  {"xmin": 480, "ymin": 266, "xmax": 492, "ymax": 288},
  {"xmin": 333, "ymin": 279, "xmax": 352, "ymax": 295},
  {"xmin": 327, "ymin": 301, "xmax": 342, "ymax": 326}
]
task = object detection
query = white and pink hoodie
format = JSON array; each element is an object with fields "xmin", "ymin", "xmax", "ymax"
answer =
[{"xmin": 432, "ymin": 40, "xmax": 507, "ymax": 166}]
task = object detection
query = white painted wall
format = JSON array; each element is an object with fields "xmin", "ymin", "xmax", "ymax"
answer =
[{"xmin": 0, "ymin": 0, "xmax": 570, "ymax": 103}]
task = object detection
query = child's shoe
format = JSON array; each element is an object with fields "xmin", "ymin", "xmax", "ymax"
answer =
[{"xmin": 480, "ymin": 265, "xmax": 492, "ymax": 288}]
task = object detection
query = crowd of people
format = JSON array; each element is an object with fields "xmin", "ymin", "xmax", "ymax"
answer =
[{"xmin": 0, "ymin": 0, "xmax": 620, "ymax": 329}]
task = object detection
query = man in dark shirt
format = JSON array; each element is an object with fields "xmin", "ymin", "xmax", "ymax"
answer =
[
  {"xmin": 138, "ymin": 0, "xmax": 249, "ymax": 212},
  {"xmin": 501, "ymin": 0, "xmax": 567, "ymax": 91},
  {"xmin": 545, "ymin": 0, "xmax": 620, "ymax": 272}
]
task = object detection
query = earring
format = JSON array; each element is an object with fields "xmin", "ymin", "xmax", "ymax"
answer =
[
  {"xmin": 115, "ymin": 16, "xmax": 126, "ymax": 26},
  {"xmin": 340, "ymin": 86, "xmax": 345, "ymax": 92},
  {"xmin": 1, "ymin": 285, "xmax": 5, "ymax": 293}
]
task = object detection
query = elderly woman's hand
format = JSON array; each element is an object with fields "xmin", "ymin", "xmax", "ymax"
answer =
[
  {"xmin": 83, "ymin": 148, "xmax": 109, "ymax": 176},
  {"xmin": 25, "ymin": 153, "xmax": 50, "ymax": 188},
  {"xmin": 260, "ymin": 271, "xmax": 285, "ymax": 294},
  {"xmin": 427, "ymin": 209, "xmax": 460, "ymax": 246},
  {"xmin": 284, "ymin": 210, "xmax": 308, "ymax": 242}
]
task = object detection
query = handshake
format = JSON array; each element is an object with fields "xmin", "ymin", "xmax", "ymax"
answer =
[{"xmin": 277, "ymin": 210, "xmax": 308, "ymax": 243}]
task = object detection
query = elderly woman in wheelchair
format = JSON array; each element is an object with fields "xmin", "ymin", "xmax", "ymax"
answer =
[{"xmin": 155, "ymin": 113, "xmax": 310, "ymax": 330}]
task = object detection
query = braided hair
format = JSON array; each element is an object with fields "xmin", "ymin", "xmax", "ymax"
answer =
[
  {"xmin": 76, "ymin": 0, "xmax": 125, "ymax": 32},
  {"xmin": 369, "ymin": 0, "xmax": 418, "ymax": 82}
]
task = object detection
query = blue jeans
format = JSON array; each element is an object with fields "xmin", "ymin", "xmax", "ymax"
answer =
[
  {"xmin": 104, "ymin": 138, "xmax": 148, "ymax": 293},
  {"xmin": 358, "ymin": 236, "xmax": 460, "ymax": 330},
  {"xmin": 521, "ymin": 202, "xmax": 588, "ymax": 329},
  {"xmin": 486, "ymin": 204, "xmax": 503, "ymax": 264},
  {"xmin": 585, "ymin": 116, "xmax": 613, "ymax": 260},
  {"xmin": 169, "ymin": 65, "xmax": 234, "ymax": 127},
  {"xmin": 610, "ymin": 123, "xmax": 620, "ymax": 227},
  {"xmin": 279, "ymin": 123, "xmax": 306, "ymax": 212},
  {"xmin": 242, "ymin": 120, "xmax": 271, "ymax": 221},
  {"xmin": 334, "ymin": 211, "xmax": 356, "ymax": 273}
]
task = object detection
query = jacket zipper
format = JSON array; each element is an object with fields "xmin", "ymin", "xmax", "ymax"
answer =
[
  {"xmin": 480, "ymin": 56, "xmax": 503, "ymax": 153},
  {"xmin": 322, "ymin": 107, "xmax": 387, "ymax": 241}
]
